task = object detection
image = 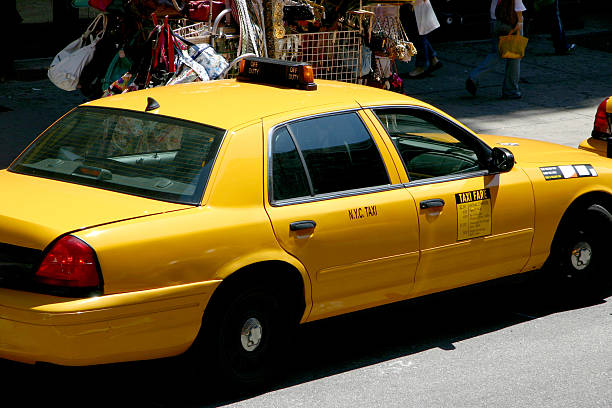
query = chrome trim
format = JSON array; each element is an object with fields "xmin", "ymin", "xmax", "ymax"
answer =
[
  {"xmin": 271, "ymin": 183, "xmax": 404, "ymax": 207},
  {"xmin": 403, "ymin": 170, "xmax": 490, "ymax": 188},
  {"xmin": 267, "ymin": 109, "xmax": 391, "ymax": 206},
  {"xmin": 286, "ymin": 125, "xmax": 315, "ymax": 196}
]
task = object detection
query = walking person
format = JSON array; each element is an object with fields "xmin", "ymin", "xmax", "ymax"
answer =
[
  {"xmin": 532, "ymin": 0, "xmax": 576, "ymax": 54},
  {"xmin": 399, "ymin": 0, "xmax": 442, "ymax": 79},
  {"xmin": 465, "ymin": 0, "xmax": 526, "ymax": 99}
]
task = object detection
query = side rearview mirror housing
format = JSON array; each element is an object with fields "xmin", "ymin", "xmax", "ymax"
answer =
[{"xmin": 489, "ymin": 147, "xmax": 515, "ymax": 173}]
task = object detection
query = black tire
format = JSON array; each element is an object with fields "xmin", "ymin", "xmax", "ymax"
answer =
[
  {"xmin": 551, "ymin": 204, "xmax": 612, "ymax": 288},
  {"xmin": 198, "ymin": 285, "xmax": 291, "ymax": 389}
]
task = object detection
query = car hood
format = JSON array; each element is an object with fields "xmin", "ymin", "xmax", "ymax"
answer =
[
  {"xmin": 477, "ymin": 134, "xmax": 602, "ymax": 164},
  {"xmin": 0, "ymin": 171, "xmax": 192, "ymax": 250}
]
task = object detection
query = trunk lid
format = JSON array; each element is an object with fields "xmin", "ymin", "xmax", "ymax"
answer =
[{"xmin": 0, "ymin": 171, "xmax": 191, "ymax": 250}]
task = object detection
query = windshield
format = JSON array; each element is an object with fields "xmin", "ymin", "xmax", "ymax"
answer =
[{"xmin": 9, "ymin": 107, "xmax": 226, "ymax": 205}]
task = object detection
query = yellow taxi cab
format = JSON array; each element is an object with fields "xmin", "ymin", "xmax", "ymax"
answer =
[
  {"xmin": 1, "ymin": 58, "xmax": 611, "ymax": 386},
  {"xmin": 579, "ymin": 96, "xmax": 612, "ymax": 157}
]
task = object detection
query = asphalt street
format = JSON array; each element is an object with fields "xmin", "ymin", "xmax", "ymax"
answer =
[{"xmin": 0, "ymin": 22, "xmax": 611, "ymax": 408}]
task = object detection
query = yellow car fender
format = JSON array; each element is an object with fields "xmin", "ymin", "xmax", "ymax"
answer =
[
  {"xmin": 211, "ymin": 247, "xmax": 313, "ymax": 322},
  {"xmin": 522, "ymin": 164, "xmax": 612, "ymax": 270}
]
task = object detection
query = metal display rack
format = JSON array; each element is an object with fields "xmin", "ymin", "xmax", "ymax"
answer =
[{"xmin": 275, "ymin": 30, "xmax": 362, "ymax": 83}]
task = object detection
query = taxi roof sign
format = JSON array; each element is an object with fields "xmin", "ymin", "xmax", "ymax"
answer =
[{"xmin": 237, "ymin": 57, "xmax": 317, "ymax": 91}]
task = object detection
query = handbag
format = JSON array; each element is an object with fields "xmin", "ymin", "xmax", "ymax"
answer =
[
  {"xmin": 184, "ymin": 0, "xmax": 226, "ymax": 22},
  {"xmin": 48, "ymin": 14, "xmax": 107, "ymax": 91},
  {"xmin": 131, "ymin": 0, "xmax": 184, "ymax": 17},
  {"xmin": 283, "ymin": 0, "xmax": 315, "ymax": 22},
  {"xmin": 88, "ymin": 0, "xmax": 113, "ymax": 10},
  {"xmin": 413, "ymin": 0, "xmax": 440, "ymax": 36},
  {"xmin": 102, "ymin": 51, "xmax": 133, "ymax": 92},
  {"xmin": 168, "ymin": 34, "xmax": 229, "ymax": 84},
  {"xmin": 498, "ymin": 33, "xmax": 528, "ymax": 59}
]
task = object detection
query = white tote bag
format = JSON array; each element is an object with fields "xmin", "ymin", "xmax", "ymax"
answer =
[
  {"xmin": 48, "ymin": 14, "xmax": 107, "ymax": 91},
  {"xmin": 414, "ymin": 0, "xmax": 440, "ymax": 36}
]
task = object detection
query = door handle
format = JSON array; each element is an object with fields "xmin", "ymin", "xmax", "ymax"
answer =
[
  {"xmin": 289, "ymin": 220, "xmax": 317, "ymax": 231},
  {"xmin": 419, "ymin": 199, "xmax": 445, "ymax": 209}
]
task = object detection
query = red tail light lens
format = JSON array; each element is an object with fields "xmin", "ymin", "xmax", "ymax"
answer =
[
  {"xmin": 592, "ymin": 97, "xmax": 611, "ymax": 138},
  {"xmin": 36, "ymin": 236, "xmax": 100, "ymax": 288}
]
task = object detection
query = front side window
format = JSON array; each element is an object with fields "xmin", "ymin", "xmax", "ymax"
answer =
[
  {"xmin": 374, "ymin": 108, "xmax": 487, "ymax": 181},
  {"xmin": 271, "ymin": 112, "xmax": 389, "ymax": 201},
  {"xmin": 10, "ymin": 107, "xmax": 225, "ymax": 205}
]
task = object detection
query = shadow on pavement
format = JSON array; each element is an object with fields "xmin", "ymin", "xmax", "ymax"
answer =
[{"xmin": 2, "ymin": 272, "xmax": 610, "ymax": 408}]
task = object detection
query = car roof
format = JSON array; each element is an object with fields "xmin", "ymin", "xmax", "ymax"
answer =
[{"xmin": 84, "ymin": 79, "xmax": 430, "ymax": 130}]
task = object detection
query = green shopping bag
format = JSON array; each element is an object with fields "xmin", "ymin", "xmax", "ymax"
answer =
[
  {"xmin": 102, "ymin": 51, "xmax": 133, "ymax": 92},
  {"xmin": 498, "ymin": 33, "xmax": 528, "ymax": 59}
]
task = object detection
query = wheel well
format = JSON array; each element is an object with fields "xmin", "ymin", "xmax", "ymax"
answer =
[
  {"xmin": 204, "ymin": 261, "xmax": 306, "ymax": 325},
  {"xmin": 548, "ymin": 191, "xmax": 612, "ymax": 260}
]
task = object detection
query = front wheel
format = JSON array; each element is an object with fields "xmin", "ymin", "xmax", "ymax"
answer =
[{"xmin": 551, "ymin": 204, "xmax": 612, "ymax": 287}]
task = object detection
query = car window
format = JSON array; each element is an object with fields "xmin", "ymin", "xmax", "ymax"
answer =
[
  {"xmin": 271, "ymin": 127, "xmax": 311, "ymax": 201},
  {"xmin": 9, "ymin": 107, "xmax": 225, "ymax": 205},
  {"xmin": 271, "ymin": 112, "xmax": 389, "ymax": 201},
  {"xmin": 374, "ymin": 108, "xmax": 486, "ymax": 181}
]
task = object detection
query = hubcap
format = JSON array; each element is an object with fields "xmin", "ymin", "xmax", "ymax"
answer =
[
  {"xmin": 571, "ymin": 241, "xmax": 592, "ymax": 271},
  {"xmin": 240, "ymin": 317, "xmax": 263, "ymax": 352}
]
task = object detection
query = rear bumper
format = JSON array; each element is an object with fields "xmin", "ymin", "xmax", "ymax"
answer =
[{"xmin": 0, "ymin": 280, "xmax": 221, "ymax": 365}]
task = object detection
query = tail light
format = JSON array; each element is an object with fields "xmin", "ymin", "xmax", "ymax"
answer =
[
  {"xmin": 592, "ymin": 97, "xmax": 611, "ymax": 139},
  {"xmin": 35, "ymin": 235, "xmax": 101, "ymax": 288}
]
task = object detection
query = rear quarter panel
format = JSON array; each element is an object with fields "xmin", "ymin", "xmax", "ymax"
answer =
[{"xmin": 74, "ymin": 122, "xmax": 311, "ymax": 300}]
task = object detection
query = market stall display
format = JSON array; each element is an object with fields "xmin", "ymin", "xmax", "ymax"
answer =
[{"xmin": 52, "ymin": 0, "xmax": 417, "ymax": 98}]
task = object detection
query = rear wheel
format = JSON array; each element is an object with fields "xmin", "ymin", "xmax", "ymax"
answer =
[{"xmin": 197, "ymin": 285, "xmax": 292, "ymax": 389}]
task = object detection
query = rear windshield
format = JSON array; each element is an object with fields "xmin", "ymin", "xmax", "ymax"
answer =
[{"xmin": 9, "ymin": 107, "xmax": 225, "ymax": 205}]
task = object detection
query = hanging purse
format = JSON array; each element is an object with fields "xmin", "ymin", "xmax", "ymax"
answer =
[
  {"xmin": 130, "ymin": 0, "xmax": 184, "ymax": 17},
  {"xmin": 167, "ymin": 33, "xmax": 229, "ymax": 84},
  {"xmin": 283, "ymin": 0, "xmax": 315, "ymax": 22},
  {"xmin": 48, "ymin": 13, "xmax": 107, "ymax": 91},
  {"xmin": 88, "ymin": 0, "xmax": 114, "ymax": 11},
  {"xmin": 184, "ymin": 0, "xmax": 226, "ymax": 22},
  {"xmin": 413, "ymin": 0, "xmax": 440, "ymax": 36}
]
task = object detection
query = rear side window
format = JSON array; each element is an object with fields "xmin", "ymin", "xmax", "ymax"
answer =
[
  {"xmin": 271, "ymin": 127, "xmax": 311, "ymax": 201},
  {"xmin": 270, "ymin": 112, "xmax": 389, "ymax": 202},
  {"xmin": 10, "ymin": 107, "xmax": 225, "ymax": 205}
]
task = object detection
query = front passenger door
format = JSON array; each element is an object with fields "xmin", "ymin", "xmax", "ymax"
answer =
[{"xmin": 370, "ymin": 107, "xmax": 535, "ymax": 295}]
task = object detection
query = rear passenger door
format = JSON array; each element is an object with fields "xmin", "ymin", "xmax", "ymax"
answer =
[{"xmin": 263, "ymin": 110, "xmax": 420, "ymax": 321}]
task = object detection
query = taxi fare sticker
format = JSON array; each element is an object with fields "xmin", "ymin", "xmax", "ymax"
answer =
[
  {"xmin": 540, "ymin": 164, "xmax": 597, "ymax": 181},
  {"xmin": 455, "ymin": 188, "xmax": 492, "ymax": 241}
]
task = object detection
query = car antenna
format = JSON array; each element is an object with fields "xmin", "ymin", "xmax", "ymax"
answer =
[{"xmin": 145, "ymin": 97, "xmax": 160, "ymax": 112}]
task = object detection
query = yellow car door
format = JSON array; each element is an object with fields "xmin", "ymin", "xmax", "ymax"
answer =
[
  {"xmin": 366, "ymin": 107, "xmax": 535, "ymax": 296},
  {"xmin": 263, "ymin": 110, "xmax": 420, "ymax": 321}
]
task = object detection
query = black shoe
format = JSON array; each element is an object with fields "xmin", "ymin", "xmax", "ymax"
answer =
[
  {"xmin": 465, "ymin": 78, "xmax": 477, "ymax": 96},
  {"xmin": 501, "ymin": 93, "xmax": 522, "ymax": 100},
  {"xmin": 426, "ymin": 61, "xmax": 443, "ymax": 74},
  {"xmin": 555, "ymin": 43, "xmax": 576, "ymax": 55}
]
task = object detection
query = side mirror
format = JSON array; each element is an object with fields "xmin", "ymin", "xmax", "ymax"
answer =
[{"xmin": 489, "ymin": 147, "xmax": 515, "ymax": 173}]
